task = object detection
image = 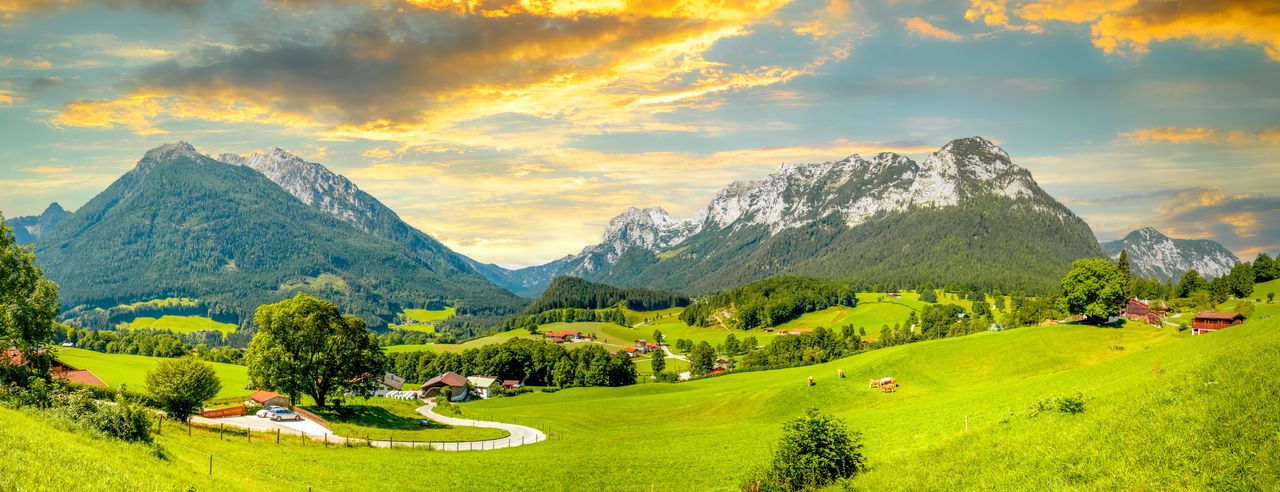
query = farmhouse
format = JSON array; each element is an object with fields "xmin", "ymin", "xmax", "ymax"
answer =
[
  {"xmin": 621, "ymin": 347, "xmax": 640, "ymax": 357},
  {"xmin": 5, "ymin": 348, "xmax": 107, "ymax": 388},
  {"xmin": 502, "ymin": 380, "xmax": 521, "ymax": 390},
  {"xmin": 1191, "ymin": 312, "xmax": 1245, "ymax": 336},
  {"xmin": 467, "ymin": 376, "xmax": 502, "ymax": 399},
  {"xmin": 633, "ymin": 339, "xmax": 659, "ymax": 354},
  {"xmin": 1123, "ymin": 299, "xmax": 1164, "ymax": 325},
  {"xmin": 421, "ymin": 371, "xmax": 469, "ymax": 402},
  {"xmin": 544, "ymin": 330, "xmax": 582, "ymax": 343},
  {"xmin": 249, "ymin": 389, "xmax": 291, "ymax": 408}
]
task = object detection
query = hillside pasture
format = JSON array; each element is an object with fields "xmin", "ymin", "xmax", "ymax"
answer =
[
  {"xmin": 116, "ymin": 315, "xmax": 237, "ymax": 334},
  {"xmin": 54, "ymin": 348, "xmax": 251, "ymax": 399}
]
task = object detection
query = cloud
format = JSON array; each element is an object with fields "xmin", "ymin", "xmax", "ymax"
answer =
[
  {"xmin": 19, "ymin": 165, "xmax": 73, "ymax": 173},
  {"xmin": 1121, "ymin": 126, "xmax": 1280, "ymax": 144},
  {"xmin": 902, "ymin": 17, "xmax": 965, "ymax": 41},
  {"xmin": 50, "ymin": 0, "xmax": 857, "ymax": 150},
  {"xmin": 1153, "ymin": 189, "xmax": 1280, "ymax": 257},
  {"xmin": 967, "ymin": 0, "xmax": 1280, "ymax": 61},
  {"xmin": 0, "ymin": 88, "xmax": 13, "ymax": 104}
]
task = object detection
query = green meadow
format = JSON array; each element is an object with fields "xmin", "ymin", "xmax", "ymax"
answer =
[
  {"xmin": 116, "ymin": 315, "xmax": 238, "ymax": 334},
  {"xmin": 12, "ymin": 306, "xmax": 1276, "ymax": 490},
  {"xmin": 306, "ymin": 397, "xmax": 508, "ymax": 443},
  {"xmin": 54, "ymin": 348, "xmax": 251, "ymax": 399},
  {"xmin": 390, "ymin": 306, "xmax": 457, "ymax": 333}
]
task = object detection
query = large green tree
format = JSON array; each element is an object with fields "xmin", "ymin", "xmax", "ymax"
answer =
[
  {"xmin": 1177, "ymin": 269, "xmax": 1208, "ymax": 297},
  {"xmin": 0, "ymin": 215, "xmax": 60, "ymax": 386},
  {"xmin": 244, "ymin": 293, "xmax": 386, "ymax": 407},
  {"xmin": 1058, "ymin": 258, "xmax": 1127, "ymax": 324},
  {"xmin": 689, "ymin": 341, "xmax": 716, "ymax": 376},
  {"xmin": 146, "ymin": 357, "xmax": 222, "ymax": 422}
]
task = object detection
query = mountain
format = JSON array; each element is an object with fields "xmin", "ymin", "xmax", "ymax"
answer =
[
  {"xmin": 34, "ymin": 142, "xmax": 523, "ymax": 328},
  {"xmin": 505, "ymin": 137, "xmax": 1103, "ymax": 294},
  {"xmin": 7, "ymin": 202, "xmax": 72, "ymax": 244},
  {"xmin": 1101, "ymin": 227, "xmax": 1238, "ymax": 281}
]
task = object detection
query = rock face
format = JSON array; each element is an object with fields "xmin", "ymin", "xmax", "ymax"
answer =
[
  {"xmin": 7, "ymin": 202, "xmax": 73, "ymax": 244},
  {"xmin": 1102, "ymin": 227, "xmax": 1238, "ymax": 282},
  {"xmin": 32, "ymin": 142, "xmax": 523, "ymax": 328},
  {"xmin": 503, "ymin": 136, "xmax": 1101, "ymax": 295}
]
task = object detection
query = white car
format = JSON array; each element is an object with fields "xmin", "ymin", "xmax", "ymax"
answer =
[{"xmin": 256, "ymin": 405, "xmax": 287, "ymax": 419}]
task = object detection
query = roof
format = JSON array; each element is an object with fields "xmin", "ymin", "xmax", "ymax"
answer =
[
  {"xmin": 502, "ymin": 380, "xmax": 520, "ymax": 388},
  {"xmin": 423, "ymin": 371, "xmax": 468, "ymax": 388},
  {"xmin": 382, "ymin": 372, "xmax": 405, "ymax": 390},
  {"xmin": 622, "ymin": 347, "xmax": 638, "ymax": 353},
  {"xmin": 468, "ymin": 376, "xmax": 500, "ymax": 387},
  {"xmin": 1127, "ymin": 298, "xmax": 1149, "ymax": 306},
  {"xmin": 1195, "ymin": 311, "xmax": 1245, "ymax": 321},
  {"xmin": 249, "ymin": 390, "xmax": 287, "ymax": 404},
  {"xmin": 61, "ymin": 369, "xmax": 107, "ymax": 388}
]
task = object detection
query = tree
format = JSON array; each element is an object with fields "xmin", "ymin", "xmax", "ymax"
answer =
[
  {"xmin": 1254, "ymin": 253, "xmax": 1277, "ymax": 283},
  {"xmin": 1057, "ymin": 258, "xmax": 1126, "ymax": 324},
  {"xmin": 244, "ymin": 293, "xmax": 386, "ymax": 407},
  {"xmin": 0, "ymin": 215, "xmax": 60, "ymax": 386},
  {"xmin": 1268, "ymin": 292, "xmax": 1275, "ymax": 304},
  {"xmin": 1177, "ymin": 269, "xmax": 1208, "ymax": 297},
  {"xmin": 1117, "ymin": 249, "xmax": 1132, "ymax": 297},
  {"xmin": 652, "ymin": 329, "xmax": 663, "ymax": 345},
  {"xmin": 689, "ymin": 341, "xmax": 715, "ymax": 376},
  {"xmin": 145, "ymin": 357, "xmax": 221, "ymax": 422},
  {"xmin": 919, "ymin": 285, "xmax": 937, "ymax": 303},
  {"xmin": 651, "ymin": 343, "xmax": 666, "ymax": 374},
  {"xmin": 1224, "ymin": 262, "xmax": 1255, "ymax": 299},
  {"xmin": 724, "ymin": 333, "xmax": 741, "ymax": 355},
  {"xmin": 756, "ymin": 408, "xmax": 865, "ymax": 491}
]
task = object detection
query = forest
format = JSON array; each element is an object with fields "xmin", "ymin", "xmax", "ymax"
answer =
[{"xmin": 680, "ymin": 276, "xmax": 858, "ymax": 329}]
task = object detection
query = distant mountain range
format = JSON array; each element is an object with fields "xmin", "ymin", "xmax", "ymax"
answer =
[
  {"xmin": 24, "ymin": 142, "xmax": 524, "ymax": 328},
  {"xmin": 1101, "ymin": 227, "xmax": 1238, "ymax": 282},
  {"xmin": 498, "ymin": 137, "xmax": 1105, "ymax": 295},
  {"xmin": 8, "ymin": 202, "xmax": 71, "ymax": 245}
]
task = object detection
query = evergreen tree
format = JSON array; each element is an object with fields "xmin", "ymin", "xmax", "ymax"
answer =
[
  {"xmin": 651, "ymin": 344, "xmax": 666, "ymax": 374},
  {"xmin": 1117, "ymin": 249, "xmax": 1132, "ymax": 297}
]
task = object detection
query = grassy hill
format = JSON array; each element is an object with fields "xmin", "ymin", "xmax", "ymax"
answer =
[
  {"xmin": 6, "ymin": 311, "xmax": 1279, "ymax": 490},
  {"xmin": 117, "ymin": 315, "xmax": 237, "ymax": 334},
  {"xmin": 7, "ymin": 312, "xmax": 1277, "ymax": 490},
  {"xmin": 389, "ymin": 306, "xmax": 456, "ymax": 333},
  {"xmin": 55, "ymin": 348, "xmax": 250, "ymax": 399}
]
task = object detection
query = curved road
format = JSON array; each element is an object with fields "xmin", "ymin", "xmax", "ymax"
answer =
[{"xmin": 191, "ymin": 400, "xmax": 545, "ymax": 451}]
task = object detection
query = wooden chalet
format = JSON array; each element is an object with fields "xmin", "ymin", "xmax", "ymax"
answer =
[
  {"xmin": 249, "ymin": 389, "xmax": 291, "ymax": 408},
  {"xmin": 1191, "ymin": 312, "xmax": 1245, "ymax": 336}
]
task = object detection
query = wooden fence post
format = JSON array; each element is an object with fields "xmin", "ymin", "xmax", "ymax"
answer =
[
  {"xmin": 156, "ymin": 415, "xmax": 162, "ymax": 435},
  {"xmin": 277, "ymin": 429, "xmax": 281, "ymax": 444},
  {"xmin": 208, "ymin": 455, "xmax": 212, "ymax": 476},
  {"xmin": 219, "ymin": 424, "xmax": 224, "ymax": 440},
  {"xmin": 187, "ymin": 420, "xmax": 191, "ymax": 436},
  {"xmin": 965, "ymin": 416, "xmax": 969, "ymax": 433}
]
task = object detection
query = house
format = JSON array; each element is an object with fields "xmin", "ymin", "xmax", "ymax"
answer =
[
  {"xmin": 713, "ymin": 358, "xmax": 730, "ymax": 371},
  {"xmin": 708, "ymin": 368, "xmax": 727, "ymax": 376},
  {"xmin": 6, "ymin": 347, "xmax": 106, "ymax": 388},
  {"xmin": 502, "ymin": 380, "xmax": 521, "ymax": 390},
  {"xmin": 249, "ymin": 389, "xmax": 291, "ymax": 408},
  {"xmin": 633, "ymin": 339, "xmax": 660, "ymax": 354},
  {"xmin": 467, "ymin": 376, "xmax": 503, "ymax": 399},
  {"xmin": 621, "ymin": 347, "xmax": 640, "ymax": 357},
  {"xmin": 370, "ymin": 372, "xmax": 406, "ymax": 397},
  {"xmin": 886, "ymin": 292, "xmax": 902, "ymax": 299},
  {"xmin": 1192, "ymin": 312, "xmax": 1245, "ymax": 336},
  {"xmin": 421, "ymin": 371, "xmax": 470, "ymax": 402},
  {"xmin": 1124, "ymin": 299, "xmax": 1150, "ymax": 319},
  {"xmin": 544, "ymin": 330, "xmax": 583, "ymax": 343}
]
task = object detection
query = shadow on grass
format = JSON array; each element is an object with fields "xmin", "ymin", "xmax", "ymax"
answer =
[{"xmin": 308, "ymin": 405, "xmax": 450, "ymax": 431}]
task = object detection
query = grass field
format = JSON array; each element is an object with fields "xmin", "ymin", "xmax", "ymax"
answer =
[
  {"xmin": 11, "ymin": 308, "xmax": 1277, "ymax": 490},
  {"xmin": 390, "ymin": 306, "xmax": 456, "ymax": 333},
  {"xmin": 114, "ymin": 297, "xmax": 200, "ymax": 311},
  {"xmin": 116, "ymin": 315, "xmax": 238, "ymax": 334},
  {"xmin": 306, "ymin": 397, "xmax": 508, "ymax": 442},
  {"xmin": 54, "ymin": 348, "xmax": 251, "ymax": 399}
]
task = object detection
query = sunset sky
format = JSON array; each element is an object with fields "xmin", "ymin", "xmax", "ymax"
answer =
[{"xmin": 1, "ymin": 0, "xmax": 1277, "ymax": 267}]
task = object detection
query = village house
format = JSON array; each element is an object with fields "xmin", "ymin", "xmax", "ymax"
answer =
[
  {"xmin": 5, "ymin": 347, "xmax": 107, "ymax": 388},
  {"xmin": 420, "ymin": 371, "xmax": 469, "ymax": 402},
  {"xmin": 1191, "ymin": 312, "xmax": 1245, "ymax": 336},
  {"xmin": 633, "ymin": 339, "xmax": 659, "ymax": 354},
  {"xmin": 621, "ymin": 347, "xmax": 640, "ymax": 357},
  {"xmin": 1123, "ymin": 299, "xmax": 1164, "ymax": 325},
  {"xmin": 502, "ymin": 380, "xmax": 521, "ymax": 391},
  {"xmin": 544, "ymin": 330, "xmax": 583, "ymax": 343},
  {"xmin": 467, "ymin": 376, "xmax": 503, "ymax": 399},
  {"xmin": 374, "ymin": 372, "xmax": 405, "ymax": 397},
  {"xmin": 249, "ymin": 389, "xmax": 291, "ymax": 408}
]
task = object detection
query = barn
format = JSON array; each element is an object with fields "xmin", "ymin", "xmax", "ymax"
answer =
[{"xmin": 1191, "ymin": 312, "xmax": 1245, "ymax": 336}]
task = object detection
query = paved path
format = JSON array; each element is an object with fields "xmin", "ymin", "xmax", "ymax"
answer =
[
  {"xmin": 413, "ymin": 401, "xmax": 546, "ymax": 451},
  {"xmin": 191, "ymin": 401, "xmax": 546, "ymax": 451}
]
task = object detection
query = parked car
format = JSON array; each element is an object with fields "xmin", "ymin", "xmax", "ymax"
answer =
[
  {"xmin": 267, "ymin": 407, "xmax": 301, "ymax": 422},
  {"xmin": 256, "ymin": 405, "xmax": 287, "ymax": 419}
]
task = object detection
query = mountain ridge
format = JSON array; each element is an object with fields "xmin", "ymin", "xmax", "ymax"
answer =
[{"xmin": 1101, "ymin": 227, "xmax": 1238, "ymax": 282}]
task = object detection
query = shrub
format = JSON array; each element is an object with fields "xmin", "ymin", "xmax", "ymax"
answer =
[
  {"xmin": 1056, "ymin": 393, "xmax": 1086, "ymax": 414},
  {"xmin": 145, "ymin": 356, "xmax": 222, "ymax": 422},
  {"xmin": 745, "ymin": 408, "xmax": 865, "ymax": 491},
  {"xmin": 88, "ymin": 393, "xmax": 153, "ymax": 442}
]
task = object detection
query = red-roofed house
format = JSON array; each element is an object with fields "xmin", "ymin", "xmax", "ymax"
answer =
[
  {"xmin": 421, "ymin": 371, "xmax": 469, "ymax": 402},
  {"xmin": 249, "ymin": 390, "xmax": 291, "ymax": 408},
  {"xmin": 621, "ymin": 347, "xmax": 639, "ymax": 357},
  {"xmin": 1192, "ymin": 312, "xmax": 1245, "ymax": 336},
  {"xmin": 544, "ymin": 331, "xmax": 583, "ymax": 343},
  {"xmin": 502, "ymin": 380, "xmax": 521, "ymax": 390},
  {"xmin": 61, "ymin": 370, "xmax": 107, "ymax": 388}
]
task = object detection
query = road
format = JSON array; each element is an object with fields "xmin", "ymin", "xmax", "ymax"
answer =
[{"xmin": 190, "ymin": 401, "xmax": 546, "ymax": 451}]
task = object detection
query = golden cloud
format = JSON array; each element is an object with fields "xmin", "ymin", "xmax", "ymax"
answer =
[
  {"xmin": 0, "ymin": 88, "xmax": 13, "ymax": 104},
  {"xmin": 902, "ymin": 17, "xmax": 965, "ymax": 41},
  {"xmin": 49, "ymin": 0, "xmax": 855, "ymax": 150},
  {"xmin": 1121, "ymin": 126, "xmax": 1280, "ymax": 144},
  {"xmin": 968, "ymin": 0, "xmax": 1280, "ymax": 60}
]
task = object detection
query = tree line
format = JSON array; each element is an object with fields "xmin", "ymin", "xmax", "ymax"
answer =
[
  {"xmin": 386, "ymin": 338, "xmax": 637, "ymax": 388},
  {"xmin": 680, "ymin": 276, "xmax": 858, "ymax": 330}
]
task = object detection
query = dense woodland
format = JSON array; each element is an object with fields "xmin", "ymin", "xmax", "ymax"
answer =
[
  {"xmin": 523, "ymin": 277, "xmax": 689, "ymax": 312},
  {"xmin": 680, "ymin": 276, "xmax": 858, "ymax": 329},
  {"xmin": 387, "ymin": 338, "xmax": 637, "ymax": 388}
]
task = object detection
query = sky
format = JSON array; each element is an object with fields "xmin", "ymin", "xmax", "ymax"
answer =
[{"xmin": 0, "ymin": 0, "xmax": 1277, "ymax": 268}]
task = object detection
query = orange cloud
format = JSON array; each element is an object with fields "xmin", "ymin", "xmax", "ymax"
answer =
[
  {"xmin": 1122, "ymin": 126, "xmax": 1280, "ymax": 144},
  {"xmin": 902, "ymin": 17, "xmax": 965, "ymax": 41},
  {"xmin": 0, "ymin": 88, "xmax": 13, "ymax": 104},
  {"xmin": 968, "ymin": 0, "xmax": 1280, "ymax": 61}
]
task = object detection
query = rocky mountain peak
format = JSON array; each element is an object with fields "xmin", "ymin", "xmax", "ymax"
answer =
[
  {"xmin": 1102, "ymin": 227, "xmax": 1238, "ymax": 281},
  {"xmin": 136, "ymin": 141, "xmax": 205, "ymax": 172}
]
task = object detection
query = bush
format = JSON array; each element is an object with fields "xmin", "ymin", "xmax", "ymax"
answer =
[
  {"xmin": 1, "ymin": 380, "xmax": 153, "ymax": 443},
  {"xmin": 744, "ymin": 408, "xmax": 865, "ymax": 491},
  {"xmin": 88, "ymin": 394, "xmax": 153, "ymax": 442},
  {"xmin": 1056, "ymin": 393, "xmax": 1086, "ymax": 414}
]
